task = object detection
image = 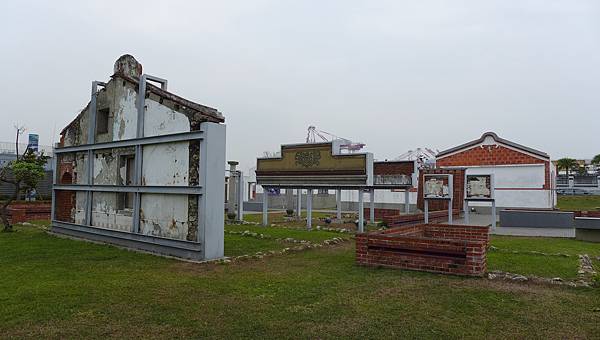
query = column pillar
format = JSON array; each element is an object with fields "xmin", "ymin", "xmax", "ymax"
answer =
[
  {"xmin": 237, "ymin": 171, "xmax": 244, "ymax": 221},
  {"xmin": 448, "ymin": 198, "xmax": 453, "ymax": 224},
  {"xmin": 307, "ymin": 189, "xmax": 313, "ymax": 230},
  {"xmin": 227, "ymin": 161, "xmax": 239, "ymax": 218},
  {"xmin": 404, "ymin": 189, "xmax": 410, "ymax": 214},
  {"xmin": 336, "ymin": 189, "xmax": 342, "ymax": 221},
  {"xmin": 491, "ymin": 200, "xmax": 497, "ymax": 230},
  {"xmin": 464, "ymin": 199, "xmax": 470, "ymax": 224},
  {"xmin": 369, "ymin": 189, "xmax": 375, "ymax": 224},
  {"xmin": 358, "ymin": 189, "xmax": 364, "ymax": 233},
  {"xmin": 262, "ymin": 187, "xmax": 268, "ymax": 226},
  {"xmin": 296, "ymin": 189, "xmax": 302, "ymax": 218},
  {"xmin": 424, "ymin": 200, "xmax": 429, "ymax": 224}
]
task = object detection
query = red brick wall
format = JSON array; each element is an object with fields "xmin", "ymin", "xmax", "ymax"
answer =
[
  {"xmin": 380, "ymin": 209, "xmax": 461, "ymax": 226},
  {"xmin": 55, "ymin": 170, "xmax": 75, "ymax": 223},
  {"xmin": 363, "ymin": 208, "xmax": 402, "ymax": 219},
  {"xmin": 436, "ymin": 145, "xmax": 551, "ymax": 189},
  {"xmin": 373, "ymin": 161, "xmax": 414, "ymax": 176},
  {"xmin": 356, "ymin": 223, "xmax": 489, "ymax": 276},
  {"xmin": 8, "ymin": 203, "xmax": 51, "ymax": 223},
  {"xmin": 574, "ymin": 211, "xmax": 600, "ymax": 218},
  {"xmin": 417, "ymin": 169, "xmax": 465, "ymax": 212}
]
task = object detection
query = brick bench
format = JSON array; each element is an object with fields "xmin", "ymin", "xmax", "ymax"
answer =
[{"xmin": 356, "ymin": 223, "xmax": 489, "ymax": 276}]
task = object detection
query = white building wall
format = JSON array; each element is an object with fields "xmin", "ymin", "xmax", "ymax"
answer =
[{"xmin": 464, "ymin": 164, "xmax": 552, "ymax": 209}]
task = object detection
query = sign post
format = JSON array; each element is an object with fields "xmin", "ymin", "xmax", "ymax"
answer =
[
  {"xmin": 423, "ymin": 174, "xmax": 453, "ymax": 224},
  {"xmin": 463, "ymin": 174, "xmax": 496, "ymax": 229}
]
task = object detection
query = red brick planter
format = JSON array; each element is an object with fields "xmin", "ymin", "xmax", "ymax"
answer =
[
  {"xmin": 7, "ymin": 203, "xmax": 51, "ymax": 223},
  {"xmin": 377, "ymin": 209, "xmax": 461, "ymax": 227},
  {"xmin": 356, "ymin": 223, "xmax": 489, "ymax": 276}
]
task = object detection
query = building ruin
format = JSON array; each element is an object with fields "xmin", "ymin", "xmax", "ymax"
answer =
[{"xmin": 52, "ymin": 55, "xmax": 226, "ymax": 260}]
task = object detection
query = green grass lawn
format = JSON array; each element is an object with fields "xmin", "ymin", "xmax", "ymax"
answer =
[
  {"xmin": 487, "ymin": 252, "xmax": 579, "ymax": 278},
  {"xmin": 2, "ymin": 223, "xmax": 600, "ymax": 338},
  {"xmin": 224, "ymin": 235, "xmax": 285, "ymax": 257},
  {"xmin": 225, "ymin": 224, "xmax": 348, "ymax": 243},
  {"xmin": 491, "ymin": 235, "xmax": 600, "ymax": 256},
  {"xmin": 487, "ymin": 235, "xmax": 599, "ymax": 279},
  {"xmin": 557, "ymin": 195, "xmax": 600, "ymax": 211}
]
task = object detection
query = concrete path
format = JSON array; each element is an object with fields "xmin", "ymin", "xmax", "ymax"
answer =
[{"xmin": 454, "ymin": 213, "xmax": 575, "ymax": 238}]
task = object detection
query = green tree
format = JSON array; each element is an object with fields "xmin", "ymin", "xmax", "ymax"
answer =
[
  {"xmin": 592, "ymin": 154, "xmax": 600, "ymax": 166},
  {"xmin": 556, "ymin": 158, "xmax": 578, "ymax": 178},
  {"xmin": 0, "ymin": 127, "xmax": 49, "ymax": 232}
]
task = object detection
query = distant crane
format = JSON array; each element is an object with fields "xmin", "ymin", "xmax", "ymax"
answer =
[
  {"xmin": 394, "ymin": 148, "xmax": 438, "ymax": 169},
  {"xmin": 305, "ymin": 126, "xmax": 365, "ymax": 153}
]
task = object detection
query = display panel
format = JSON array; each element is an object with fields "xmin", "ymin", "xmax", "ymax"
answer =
[{"xmin": 423, "ymin": 174, "xmax": 453, "ymax": 199}]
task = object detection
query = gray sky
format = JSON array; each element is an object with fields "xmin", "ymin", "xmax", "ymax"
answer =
[{"xmin": 1, "ymin": 0, "xmax": 598, "ymax": 171}]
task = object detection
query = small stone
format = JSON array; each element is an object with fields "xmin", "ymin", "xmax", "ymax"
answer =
[
  {"xmin": 512, "ymin": 275, "xmax": 528, "ymax": 282},
  {"xmin": 488, "ymin": 273, "xmax": 497, "ymax": 280},
  {"xmin": 551, "ymin": 277, "xmax": 563, "ymax": 282}
]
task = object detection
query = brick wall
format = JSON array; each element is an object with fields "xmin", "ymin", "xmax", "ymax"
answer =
[
  {"xmin": 373, "ymin": 161, "xmax": 414, "ymax": 176},
  {"xmin": 380, "ymin": 209, "xmax": 461, "ymax": 226},
  {"xmin": 574, "ymin": 211, "xmax": 600, "ymax": 218},
  {"xmin": 55, "ymin": 164, "xmax": 75, "ymax": 223},
  {"xmin": 436, "ymin": 144, "xmax": 551, "ymax": 189},
  {"xmin": 8, "ymin": 203, "xmax": 51, "ymax": 223},
  {"xmin": 356, "ymin": 223, "xmax": 489, "ymax": 276},
  {"xmin": 417, "ymin": 168, "xmax": 465, "ymax": 212},
  {"xmin": 363, "ymin": 208, "xmax": 402, "ymax": 220}
]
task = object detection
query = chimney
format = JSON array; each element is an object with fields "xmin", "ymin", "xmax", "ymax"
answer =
[{"xmin": 113, "ymin": 54, "xmax": 143, "ymax": 79}]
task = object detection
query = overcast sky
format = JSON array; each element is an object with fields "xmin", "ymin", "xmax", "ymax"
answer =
[{"xmin": 1, "ymin": 0, "xmax": 598, "ymax": 171}]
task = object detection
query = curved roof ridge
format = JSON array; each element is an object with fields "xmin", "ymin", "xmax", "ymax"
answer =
[{"xmin": 437, "ymin": 132, "xmax": 549, "ymax": 159}]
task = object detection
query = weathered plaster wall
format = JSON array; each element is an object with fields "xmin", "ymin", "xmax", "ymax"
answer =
[
  {"xmin": 112, "ymin": 83, "xmax": 138, "ymax": 141},
  {"xmin": 144, "ymin": 100, "xmax": 190, "ymax": 137},
  {"xmin": 140, "ymin": 193, "xmax": 189, "ymax": 240},
  {"xmin": 142, "ymin": 142, "xmax": 189, "ymax": 186}
]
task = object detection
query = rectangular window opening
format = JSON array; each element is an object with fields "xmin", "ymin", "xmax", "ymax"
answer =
[
  {"xmin": 118, "ymin": 155, "xmax": 135, "ymax": 210},
  {"xmin": 96, "ymin": 108, "xmax": 110, "ymax": 134}
]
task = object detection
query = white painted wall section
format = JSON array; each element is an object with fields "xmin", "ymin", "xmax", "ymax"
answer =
[
  {"xmin": 112, "ymin": 87, "xmax": 138, "ymax": 141},
  {"xmin": 142, "ymin": 141, "xmax": 190, "ymax": 186},
  {"xmin": 139, "ymin": 193, "xmax": 189, "ymax": 240},
  {"xmin": 144, "ymin": 100, "xmax": 191, "ymax": 137}
]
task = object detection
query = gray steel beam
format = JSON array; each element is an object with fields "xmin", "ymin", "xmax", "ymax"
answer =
[
  {"xmin": 50, "ymin": 154, "xmax": 58, "ymax": 221},
  {"xmin": 51, "ymin": 221, "xmax": 204, "ymax": 260},
  {"xmin": 54, "ymin": 131, "xmax": 204, "ymax": 154},
  {"xmin": 85, "ymin": 81, "xmax": 105, "ymax": 226}
]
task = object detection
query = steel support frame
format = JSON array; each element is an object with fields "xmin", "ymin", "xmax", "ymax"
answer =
[{"xmin": 52, "ymin": 76, "xmax": 225, "ymax": 260}]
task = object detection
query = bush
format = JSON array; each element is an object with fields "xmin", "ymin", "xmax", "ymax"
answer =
[
  {"xmin": 285, "ymin": 209, "xmax": 294, "ymax": 216},
  {"xmin": 227, "ymin": 212, "xmax": 237, "ymax": 220}
]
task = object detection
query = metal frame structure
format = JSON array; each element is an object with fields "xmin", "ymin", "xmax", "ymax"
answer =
[
  {"xmin": 463, "ymin": 174, "xmax": 496, "ymax": 229},
  {"xmin": 51, "ymin": 76, "xmax": 226, "ymax": 260},
  {"xmin": 422, "ymin": 174, "xmax": 454, "ymax": 224}
]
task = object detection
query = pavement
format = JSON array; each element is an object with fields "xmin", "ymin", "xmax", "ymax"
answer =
[{"xmin": 454, "ymin": 212, "xmax": 575, "ymax": 238}]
